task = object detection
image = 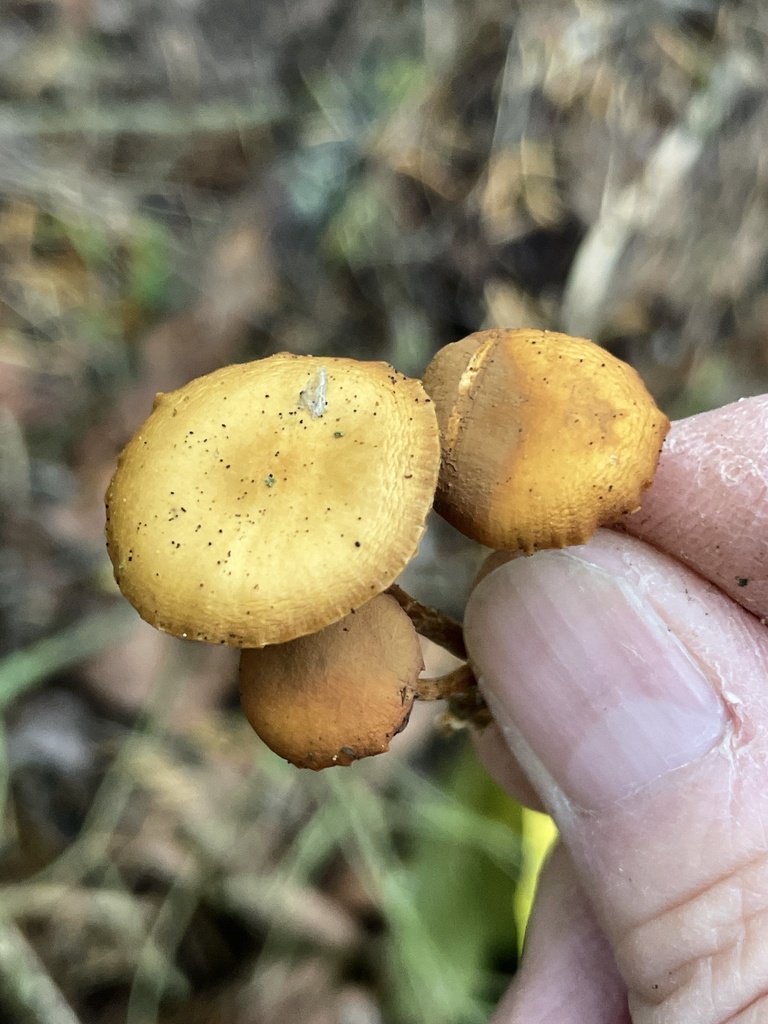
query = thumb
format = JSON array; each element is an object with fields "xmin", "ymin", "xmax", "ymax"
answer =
[{"xmin": 465, "ymin": 530, "xmax": 768, "ymax": 1024}]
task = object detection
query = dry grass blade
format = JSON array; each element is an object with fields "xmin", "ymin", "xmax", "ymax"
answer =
[
  {"xmin": 0, "ymin": 607, "xmax": 136, "ymax": 710},
  {"xmin": 0, "ymin": 910, "xmax": 82, "ymax": 1024}
]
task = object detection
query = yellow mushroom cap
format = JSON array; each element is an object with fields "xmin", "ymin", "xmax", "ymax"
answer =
[
  {"xmin": 239, "ymin": 594, "xmax": 423, "ymax": 769},
  {"xmin": 423, "ymin": 328, "xmax": 670, "ymax": 553},
  {"xmin": 105, "ymin": 354, "xmax": 439, "ymax": 646}
]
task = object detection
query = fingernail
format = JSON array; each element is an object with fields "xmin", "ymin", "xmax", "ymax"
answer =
[{"xmin": 464, "ymin": 551, "xmax": 727, "ymax": 810}]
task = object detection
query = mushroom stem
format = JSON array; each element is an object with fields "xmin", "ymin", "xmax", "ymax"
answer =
[
  {"xmin": 414, "ymin": 663, "xmax": 476, "ymax": 701},
  {"xmin": 386, "ymin": 584, "xmax": 466, "ymax": 660}
]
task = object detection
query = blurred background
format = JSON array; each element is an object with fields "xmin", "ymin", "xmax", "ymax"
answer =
[{"xmin": 1, "ymin": 0, "xmax": 768, "ymax": 1021}]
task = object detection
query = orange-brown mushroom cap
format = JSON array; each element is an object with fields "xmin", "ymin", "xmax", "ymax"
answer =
[
  {"xmin": 105, "ymin": 354, "xmax": 440, "ymax": 646},
  {"xmin": 239, "ymin": 594, "xmax": 423, "ymax": 769},
  {"xmin": 423, "ymin": 328, "xmax": 670, "ymax": 553}
]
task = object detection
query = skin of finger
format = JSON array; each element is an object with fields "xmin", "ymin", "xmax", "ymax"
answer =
[
  {"xmin": 622, "ymin": 394, "xmax": 768, "ymax": 621},
  {"xmin": 490, "ymin": 842, "xmax": 631, "ymax": 1024},
  {"xmin": 472, "ymin": 550, "xmax": 546, "ymax": 807},
  {"xmin": 472, "ymin": 531, "xmax": 768, "ymax": 1024},
  {"xmin": 473, "ymin": 719, "xmax": 545, "ymax": 810}
]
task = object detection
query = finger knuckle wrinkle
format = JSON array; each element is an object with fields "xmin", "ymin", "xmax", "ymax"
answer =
[{"xmin": 617, "ymin": 849, "xmax": 768, "ymax": 1024}]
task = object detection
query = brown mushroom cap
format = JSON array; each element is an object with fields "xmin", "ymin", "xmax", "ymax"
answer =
[
  {"xmin": 105, "ymin": 354, "xmax": 439, "ymax": 646},
  {"xmin": 423, "ymin": 328, "xmax": 670, "ymax": 553},
  {"xmin": 239, "ymin": 593, "xmax": 423, "ymax": 769}
]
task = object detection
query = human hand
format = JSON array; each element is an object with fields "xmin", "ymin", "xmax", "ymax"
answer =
[{"xmin": 464, "ymin": 395, "xmax": 768, "ymax": 1024}]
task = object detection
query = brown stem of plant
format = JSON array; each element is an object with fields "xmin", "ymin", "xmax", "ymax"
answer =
[
  {"xmin": 415, "ymin": 662, "xmax": 475, "ymax": 701},
  {"xmin": 386, "ymin": 584, "xmax": 466, "ymax": 661},
  {"xmin": 387, "ymin": 585, "xmax": 489, "ymax": 727}
]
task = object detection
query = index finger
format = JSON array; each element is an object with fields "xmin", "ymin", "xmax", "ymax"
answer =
[{"xmin": 623, "ymin": 394, "xmax": 768, "ymax": 621}]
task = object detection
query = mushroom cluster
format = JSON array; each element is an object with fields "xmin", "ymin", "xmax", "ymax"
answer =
[{"xmin": 105, "ymin": 329, "xmax": 670, "ymax": 769}]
